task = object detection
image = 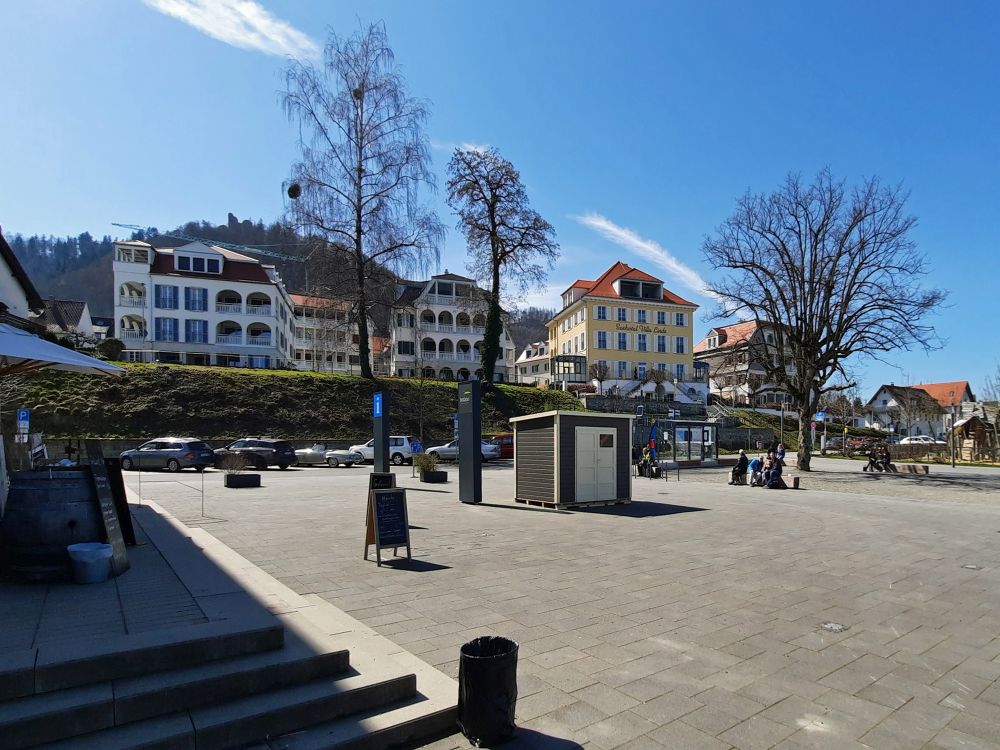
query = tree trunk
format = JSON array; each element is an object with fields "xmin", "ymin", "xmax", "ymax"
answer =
[
  {"xmin": 354, "ymin": 251, "xmax": 374, "ymax": 379},
  {"xmin": 796, "ymin": 392, "xmax": 819, "ymax": 471},
  {"xmin": 481, "ymin": 262, "xmax": 503, "ymax": 384}
]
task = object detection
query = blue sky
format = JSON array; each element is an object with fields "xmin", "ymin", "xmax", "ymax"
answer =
[{"xmin": 2, "ymin": 0, "xmax": 997, "ymax": 399}]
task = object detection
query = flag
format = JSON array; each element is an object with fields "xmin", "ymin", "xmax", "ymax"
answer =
[{"xmin": 648, "ymin": 420, "xmax": 658, "ymax": 460}]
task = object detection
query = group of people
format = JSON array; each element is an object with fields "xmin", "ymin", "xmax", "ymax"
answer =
[
  {"xmin": 730, "ymin": 443, "xmax": 787, "ymax": 488},
  {"xmin": 864, "ymin": 444, "xmax": 894, "ymax": 472}
]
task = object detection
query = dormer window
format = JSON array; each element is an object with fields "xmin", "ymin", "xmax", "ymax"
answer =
[
  {"xmin": 177, "ymin": 256, "xmax": 190, "ymax": 271},
  {"xmin": 176, "ymin": 254, "xmax": 222, "ymax": 273},
  {"xmin": 614, "ymin": 279, "xmax": 663, "ymax": 299}
]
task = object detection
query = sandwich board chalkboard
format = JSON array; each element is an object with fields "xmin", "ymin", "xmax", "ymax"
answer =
[
  {"xmin": 84, "ymin": 440, "xmax": 130, "ymax": 576},
  {"xmin": 369, "ymin": 472, "xmax": 396, "ymax": 491},
  {"xmin": 104, "ymin": 456, "xmax": 136, "ymax": 546},
  {"xmin": 364, "ymin": 486, "xmax": 411, "ymax": 566}
]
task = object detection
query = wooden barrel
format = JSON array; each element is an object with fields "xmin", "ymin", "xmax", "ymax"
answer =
[{"xmin": 0, "ymin": 470, "xmax": 103, "ymax": 581}]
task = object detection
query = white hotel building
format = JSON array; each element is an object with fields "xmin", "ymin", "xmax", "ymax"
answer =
[
  {"xmin": 390, "ymin": 272, "xmax": 516, "ymax": 381},
  {"xmin": 113, "ymin": 240, "xmax": 296, "ymax": 367}
]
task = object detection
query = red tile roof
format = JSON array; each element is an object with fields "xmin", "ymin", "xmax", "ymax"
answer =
[
  {"xmin": 693, "ymin": 320, "xmax": 760, "ymax": 353},
  {"xmin": 151, "ymin": 251, "xmax": 271, "ymax": 284},
  {"xmin": 913, "ymin": 380, "xmax": 973, "ymax": 407},
  {"xmin": 562, "ymin": 261, "xmax": 696, "ymax": 307},
  {"xmin": 289, "ymin": 293, "xmax": 347, "ymax": 310}
]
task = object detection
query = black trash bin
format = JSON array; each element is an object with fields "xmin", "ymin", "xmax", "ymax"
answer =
[{"xmin": 458, "ymin": 636, "xmax": 519, "ymax": 747}]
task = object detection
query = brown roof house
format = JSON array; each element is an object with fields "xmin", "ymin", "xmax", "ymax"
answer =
[
  {"xmin": 864, "ymin": 384, "xmax": 948, "ymax": 438},
  {"xmin": 694, "ymin": 320, "xmax": 797, "ymax": 408},
  {"xmin": 34, "ymin": 298, "xmax": 95, "ymax": 344}
]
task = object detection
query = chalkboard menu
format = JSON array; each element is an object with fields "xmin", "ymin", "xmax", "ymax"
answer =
[
  {"xmin": 364, "ymin": 487, "xmax": 411, "ymax": 566},
  {"xmin": 84, "ymin": 440, "xmax": 130, "ymax": 576},
  {"xmin": 104, "ymin": 457, "xmax": 136, "ymax": 546},
  {"xmin": 369, "ymin": 472, "xmax": 396, "ymax": 491}
]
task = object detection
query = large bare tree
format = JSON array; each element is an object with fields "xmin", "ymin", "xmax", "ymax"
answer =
[
  {"xmin": 446, "ymin": 147, "xmax": 558, "ymax": 384},
  {"xmin": 283, "ymin": 23, "xmax": 443, "ymax": 379},
  {"xmin": 703, "ymin": 170, "xmax": 945, "ymax": 470}
]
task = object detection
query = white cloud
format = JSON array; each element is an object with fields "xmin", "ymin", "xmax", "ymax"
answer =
[
  {"xmin": 459, "ymin": 142, "xmax": 490, "ymax": 153},
  {"xmin": 143, "ymin": 0, "xmax": 319, "ymax": 59},
  {"xmin": 574, "ymin": 213, "xmax": 714, "ymax": 301}
]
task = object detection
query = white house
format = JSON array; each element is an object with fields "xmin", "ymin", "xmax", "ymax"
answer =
[
  {"xmin": 112, "ymin": 240, "xmax": 296, "ymax": 368},
  {"xmin": 389, "ymin": 272, "xmax": 516, "ymax": 381},
  {"xmin": 515, "ymin": 341, "xmax": 551, "ymax": 386},
  {"xmin": 864, "ymin": 380, "xmax": 975, "ymax": 439},
  {"xmin": 0, "ymin": 225, "xmax": 44, "ymax": 330},
  {"xmin": 290, "ymin": 294, "xmax": 389, "ymax": 375}
]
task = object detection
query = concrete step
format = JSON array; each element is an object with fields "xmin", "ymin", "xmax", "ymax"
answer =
[
  {"xmin": 41, "ymin": 713, "xmax": 195, "ymax": 750},
  {"xmin": 115, "ymin": 630, "xmax": 350, "ymax": 724},
  {"xmin": 189, "ymin": 666, "xmax": 417, "ymax": 749},
  {"xmin": 0, "ymin": 632, "xmax": 349, "ymax": 749},
  {"xmin": 32, "ymin": 614, "xmax": 284, "ymax": 694}
]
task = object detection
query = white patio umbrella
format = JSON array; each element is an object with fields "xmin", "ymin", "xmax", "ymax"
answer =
[{"xmin": 0, "ymin": 323, "xmax": 123, "ymax": 376}]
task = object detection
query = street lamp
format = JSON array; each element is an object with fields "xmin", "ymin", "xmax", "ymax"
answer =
[{"xmin": 951, "ymin": 404, "xmax": 957, "ymax": 468}]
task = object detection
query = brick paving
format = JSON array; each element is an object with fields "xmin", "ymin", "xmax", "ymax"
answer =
[{"xmin": 125, "ymin": 458, "xmax": 1000, "ymax": 749}]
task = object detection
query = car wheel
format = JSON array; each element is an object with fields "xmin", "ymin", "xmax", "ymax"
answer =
[
  {"xmin": 481, "ymin": 453, "xmax": 488, "ymax": 463},
  {"xmin": 195, "ymin": 466, "xmax": 205, "ymax": 473},
  {"xmin": 327, "ymin": 457, "xmax": 340, "ymax": 468},
  {"xmin": 278, "ymin": 464, "xmax": 290, "ymax": 470},
  {"xmin": 166, "ymin": 459, "xmax": 181, "ymax": 473},
  {"xmin": 391, "ymin": 453, "xmax": 404, "ymax": 465},
  {"xmin": 121, "ymin": 457, "xmax": 134, "ymax": 471},
  {"xmin": 344, "ymin": 462, "xmax": 353, "ymax": 468},
  {"xmin": 428, "ymin": 451, "xmax": 439, "ymax": 461}
]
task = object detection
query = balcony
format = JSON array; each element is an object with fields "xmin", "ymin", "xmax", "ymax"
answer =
[
  {"xmin": 120, "ymin": 330, "xmax": 146, "ymax": 340},
  {"xmin": 216, "ymin": 333, "xmax": 242, "ymax": 345},
  {"xmin": 246, "ymin": 305, "xmax": 272, "ymax": 317},
  {"xmin": 247, "ymin": 336, "xmax": 272, "ymax": 347},
  {"xmin": 216, "ymin": 303, "xmax": 242, "ymax": 314},
  {"xmin": 118, "ymin": 296, "xmax": 145, "ymax": 308}
]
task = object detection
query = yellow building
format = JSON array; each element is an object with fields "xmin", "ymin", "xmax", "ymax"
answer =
[{"xmin": 547, "ymin": 261, "xmax": 698, "ymax": 390}]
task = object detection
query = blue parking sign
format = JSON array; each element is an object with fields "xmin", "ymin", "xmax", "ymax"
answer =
[{"xmin": 16, "ymin": 408, "xmax": 29, "ymax": 422}]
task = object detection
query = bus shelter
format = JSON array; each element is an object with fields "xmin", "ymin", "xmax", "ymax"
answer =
[{"xmin": 636, "ymin": 419, "xmax": 718, "ymax": 467}]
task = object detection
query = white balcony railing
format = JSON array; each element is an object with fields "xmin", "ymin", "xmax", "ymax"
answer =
[
  {"xmin": 246, "ymin": 305, "xmax": 272, "ymax": 316},
  {"xmin": 118, "ymin": 296, "xmax": 145, "ymax": 308},
  {"xmin": 420, "ymin": 351, "xmax": 437, "ymax": 360},
  {"xmin": 216, "ymin": 303, "xmax": 242, "ymax": 314},
  {"xmin": 455, "ymin": 325, "xmax": 471, "ymax": 334},
  {"xmin": 216, "ymin": 333, "xmax": 242, "ymax": 345},
  {"xmin": 120, "ymin": 330, "xmax": 146, "ymax": 340},
  {"xmin": 247, "ymin": 336, "xmax": 272, "ymax": 347}
]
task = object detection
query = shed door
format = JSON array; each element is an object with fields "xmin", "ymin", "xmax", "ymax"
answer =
[{"xmin": 575, "ymin": 427, "xmax": 617, "ymax": 502}]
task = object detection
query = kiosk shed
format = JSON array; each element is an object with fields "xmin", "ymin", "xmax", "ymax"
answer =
[{"xmin": 510, "ymin": 410, "xmax": 633, "ymax": 509}]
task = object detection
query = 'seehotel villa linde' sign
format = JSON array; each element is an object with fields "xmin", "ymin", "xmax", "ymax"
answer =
[{"xmin": 613, "ymin": 322, "xmax": 673, "ymax": 334}]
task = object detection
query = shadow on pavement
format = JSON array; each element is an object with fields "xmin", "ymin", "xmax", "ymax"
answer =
[
  {"xmin": 380, "ymin": 558, "xmax": 451, "ymax": 572},
  {"xmin": 579, "ymin": 501, "xmax": 708, "ymax": 518},
  {"xmin": 477, "ymin": 502, "xmax": 573, "ymax": 515}
]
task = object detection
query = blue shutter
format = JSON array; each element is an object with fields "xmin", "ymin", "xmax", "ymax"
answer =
[
  {"xmin": 154, "ymin": 285, "xmax": 162, "ymax": 308},
  {"xmin": 154, "ymin": 318, "xmax": 162, "ymax": 340},
  {"xmin": 184, "ymin": 288, "xmax": 191, "ymax": 310}
]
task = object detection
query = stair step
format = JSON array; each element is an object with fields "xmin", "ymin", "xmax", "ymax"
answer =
[
  {"xmin": 115, "ymin": 633, "xmax": 350, "ymax": 724},
  {"xmin": 190, "ymin": 666, "xmax": 417, "ymax": 749},
  {"xmin": 0, "ymin": 683, "xmax": 114, "ymax": 750},
  {"xmin": 33, "ymin": 615, "xmax": 284, "ymax": 694},
  {"xmin": 41, "ymin": 713, "xmax": 195, "ymax": 750},
  {"xmin": 266, "ymin": 693, "xmax": 458, "ymax": 750}
]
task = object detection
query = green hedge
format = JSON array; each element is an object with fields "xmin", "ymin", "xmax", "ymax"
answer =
[{"xmin": 13, "ymin": 364, "xmax": 583, "ymax": 441}]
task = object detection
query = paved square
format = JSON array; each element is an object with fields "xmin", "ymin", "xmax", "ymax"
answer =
[{"xmin": 125, "ymin": 458, "xmax": 1000, "ymax": 749}]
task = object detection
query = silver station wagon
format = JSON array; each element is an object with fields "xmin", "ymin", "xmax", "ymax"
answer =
[{"xmin": 120, "ymin": 437, "xmax": 215, "ymax": 472}]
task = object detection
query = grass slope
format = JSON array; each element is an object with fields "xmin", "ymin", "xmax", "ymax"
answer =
[{"xmin": 16, "ymin": 364, "xmax": 583, "ymax": 440}]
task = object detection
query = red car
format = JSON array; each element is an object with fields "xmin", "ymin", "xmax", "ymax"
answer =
[{"xmin": 490, "ymin": 433, "xmax": 513, "ymax": 459}]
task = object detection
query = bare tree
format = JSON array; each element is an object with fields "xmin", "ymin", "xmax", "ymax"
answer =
[
  {"xmin": 703, "ymin": 170, "xmax": 945, "ymax": 470},
  {"xmin": 826, "ymin": 383, "xmax": 861, "ymax": 426},
  {"xmin": 648, "ymin": 367, "xmax": 668, "ymax": 397},
  {"xmin": 446, "ymin": 147, "xmax": 558, "ymax": 384},
  {"xmin": 589, "ymin": 361, "xmax": 609, "ymax": 396},
  {"xmin": 283, "ymin": 23, "xmax": 443, "ymax": 379}
]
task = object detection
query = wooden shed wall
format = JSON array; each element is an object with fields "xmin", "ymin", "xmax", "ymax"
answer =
[{"xmin": 515, "ymin": 418, "xmax": 555, "ymax": 503}]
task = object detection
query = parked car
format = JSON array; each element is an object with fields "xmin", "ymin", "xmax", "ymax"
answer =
[
  {"xmin": 323, "ymin": 449, "xmax": 365, "ymax": 468},
  {"xmin": 214, "ymin": 438, "xmax": 297, "ymax": 470},
  {"xmin": 900, "ymin": 435, "xmax": 946, "ymax": 445},
  {"xmin": 295, "ymin": 443, "xmax": 333, "ymax": 465},
  {"xmin": 349, "ymin": 436, "xmax": 422, "ymax": 465},
  {"xmin": 120, "ymin": 438, "xmax": 215, "ymax": 472},
  {"xmin": 425, "ymin": 440, "xmax": 501, "ymax": 462},
  {"xmin": 490, "ymin": 433, "xmax": 514, "ymax": 459}
]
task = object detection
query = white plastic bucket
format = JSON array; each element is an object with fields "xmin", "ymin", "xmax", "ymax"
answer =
[{"xmin": 66, "ymin": 542, "xmax": 113, "ymax": 584}]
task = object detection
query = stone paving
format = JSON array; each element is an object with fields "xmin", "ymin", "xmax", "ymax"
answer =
[{"xmin": 124, "ymin": 458, "xmax": 1000, "ymax": 749}]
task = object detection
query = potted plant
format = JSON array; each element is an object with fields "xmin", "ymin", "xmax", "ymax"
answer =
[
  {"xmin": 220, "ymin": 453, "xmax": 261, "ymax": 489},
  {"xmin": 414, "ymin": 452, "xmax": 447, "ymax": 483}
]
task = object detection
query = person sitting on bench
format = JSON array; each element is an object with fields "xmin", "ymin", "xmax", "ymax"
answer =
[
  {"xmin": 765, "ymin": 456, "xmax": 785, "ymax": 488},
  {"xmin": 748, "ymin": 454, "xmax": 764, "ymax": 486},
  {"xmin": 865, "ymin": 445, "xmax": 881, "ymax": 472},
  {"xmin": 729, "ymin": 449, "xmax": 748, "ymax": 485}
]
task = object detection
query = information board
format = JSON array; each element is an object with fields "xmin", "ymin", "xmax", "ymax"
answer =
[
  {"xmin": 364, "ymin": 486, "xmax": 411, "ymax": 566},
  {"xmin": 84, "ymin": 440, "xmax": 130, "ymax": 576},
  {"xmin": 104, "ymin": 456, "xmax": 137, "ymax": 546},
  {"xmin": 368, "ymin": 472, "xmax": 396, "ymax": 491}
]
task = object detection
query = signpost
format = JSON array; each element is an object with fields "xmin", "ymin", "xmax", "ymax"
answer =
[
  {"xmin": 16, "ymin": 408, "xmax": 29, "ymax": 434},
  {"xmin": 458, "ymin": 381, "xmax": 482, "ymax": 504},
  {"xmin": 373, "ymin": 391, "xmax": 389, "ymax": 473},
  {"xmin": 364, "ymin": 485, "xmax": 411, "ymax": 566},
  {"xmin": 84, "ymin": 440, "xmax": 130, "ymax": 576}
]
